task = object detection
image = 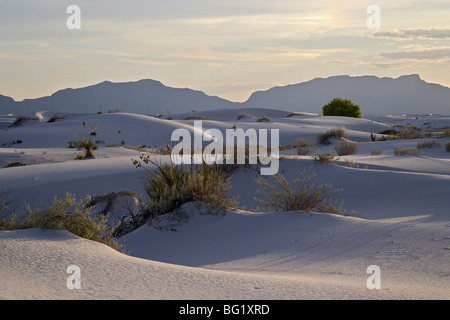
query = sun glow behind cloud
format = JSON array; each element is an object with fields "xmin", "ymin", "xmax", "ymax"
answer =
[{"xmin": 0, "ymin": 0, "xmax": 449, "ymax": 102}]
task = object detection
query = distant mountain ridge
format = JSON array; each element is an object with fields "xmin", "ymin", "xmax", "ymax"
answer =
[
  {"xmin": 1, "ymin": 74, "xmax": 449, "ymax": 115},
  {"xmin": 0, "ymin": 79, "xmax": 236, "ymax": 115},
  {"xmin": 242, "ymin": 74, "xmax": 450, "ymax": 115}
]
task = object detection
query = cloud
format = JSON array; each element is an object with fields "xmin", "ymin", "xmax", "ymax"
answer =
[
  {"xmin": 380, "ymin": 48, "xmax": 450, "ymax": 60},
  {"xmin": 371, "ymin": 28, "xmax": 450, "ymax": 40}
]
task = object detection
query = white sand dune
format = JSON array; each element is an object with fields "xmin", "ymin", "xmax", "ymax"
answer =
[{"xmin": 0, "ymin": 109, "xmax": 449, "ymax": 300}]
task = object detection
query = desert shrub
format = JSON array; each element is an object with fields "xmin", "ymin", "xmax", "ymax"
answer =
[
  {"xmin": 0, "ymin": 192, "xmax": 122, "ymax": 251},
  {"xmin": 47, "ymin": 114, "xmax": 68, "ymax": 123},
  {"xmin": 121, "ymin": 156, "xmax": 237, "ymax": 234},
  {"xmin": 438, "ymin": 129, "xmax": 450, "ymax": 138},
  {"xmin": 395, "ymin": 130, "xmax": 424, "ymax": 139},
  {"xmin": 236, "ymin": 112, "xmax": 253, "ymax": 120},
  {"xmin": 294, "ymin": 138, "xmax": 313, "ymax": 155},
  {"xmin": 182, "ymin": 115, "xmax": 209, "ymax": 120},
  {"xmin": 108, "ymin": 108, "xmax": 122, "ymax": 113},
  {"xmin": 317, "ymin": 127, "xmax": 346, "ymax": 145},
  {"xmin": 371, "ymin": 147, "xmax": 383, "ymax": 155},
  {"xmin": 311, "ymin": 150, "xmax": 338, "ymax": 164},
  {"xmin": 378, "ymin": 129, "xmax": 398, "ymax": 136},
  {"xmin": 9, "ymin": 115, "xmax": 39, "ymax": 127},
  {"xmin": 417, "ymin": 140, "xmax": 441, "ymax": 149},
  {"xmin": 255, "ymin": 167, "xmax": 344, "ymax": 214},
  {"xmin": 445, "ymin": 142, "xmax": 450, "ymax": 152},
  {"xmin": 393, "ymin": 146, "xmax": 421, "ymax": 156},
  {"xmin": 334, "ymin": 141, "xmax": 358, "ymax": 156},
  {"xmin": 68, "ymin": 139, "xmax": 97, "ymax": 159},
  {"xmin": 322, "ymin": 98, "xmax": 362, "ymax": 118},
  {"xmin": 287, "ymin": 112, "xmax": 304, "ymax": 118},
  {"xmin": 256, "ymin": 116, "xmax": 273, "ymax": 123}
]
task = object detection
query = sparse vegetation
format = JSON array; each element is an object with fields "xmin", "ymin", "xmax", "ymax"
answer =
[
  {"xmin": 116, "ymin": 156, "xmax": 238, "ymax": 235},
  {"xmin": 287, "ymin": 112, "xmax": 304, "ymax": 118},
  {"xmin": 47, "ymin": 114, "xmax": 68, "ymax": 123},
  {"xmin": 0, "ymin": 192, "xmax": 123, "ymax": 251},
  {"xmin": 236, "ymin": 112, "xmax": 253, "ymax": 120},
  {"xmin": 256, "ymin": 116, "xmax": 273, "ymax": 123},
  {"xmin": 317, "ymin": 127, "xmax": 346, "ymax": 145},
  {"xmin": 371, "ymin": 147, "xmax": 383, "ymax": 155},
  {"xmin": 445, "ymin": 142, "xmax": 450, "ymax": 152},
  {"xmin": 294, "ymin": 138, "xmax": 313, "ymax": 155},
  {"xmin": 9, "ymin": 115, "xmax": 39, "ymax": 127},
  {"xmin": 322, "ymin": 98, "xmax": 362, "ymax": 118},
  {"xmin": 68, "ymin": 139, "xmax": 97, "ymax": 159},
  {"xmin": 311, "ymin": 150, "xmax": 338, "ymax": 164},
  {"xmin": 393, "ymin": 146, "xmax": 421, "ymax": 156},
  {"xmin": 417, "ymin": 140, "xmax": 441, "ymax": 149},
  {"xmin": 182, "ymin": 115, "xmax": 209, "ymax": 120},
  {"xmin": 334, "ymin": 141, "xmax": 358, "ymax": 156},
  {"xmin": 255, "ymin": 167, "xmax": 345, "ymax": 214}
]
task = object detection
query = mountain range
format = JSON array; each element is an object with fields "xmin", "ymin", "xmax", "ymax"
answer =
[{"xmin": 1, "ymin": 74, "xmax": 449, "ymax": 115}]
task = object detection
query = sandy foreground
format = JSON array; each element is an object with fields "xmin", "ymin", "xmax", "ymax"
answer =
[{"xmin": 0, "ymin": 109, "xmax": 449, "ymax": 299}]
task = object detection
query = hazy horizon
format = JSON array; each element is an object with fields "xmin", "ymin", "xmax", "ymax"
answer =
[{"xmin": 1, "ymin": 1, "xmax": 450, "ymax": 102}]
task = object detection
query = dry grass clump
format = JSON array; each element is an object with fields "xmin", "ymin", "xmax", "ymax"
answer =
[
  {"xmin": 255, "ymin": 167, "xmax": 345, "ymax": 214},
  {"xmin": 317, "ymin": 127, "xmax": 346, "ymax": 145},
  {"xmin": 371, "ymin": 147, "xmax": 383, "ymax": 155},
  {"xmin": 256, "ymin": 116, "xmax": 273, "ymax": 123},
  {"xmin": 334, "ymin": 141, "xmax": 358, "ymax": 156},
  {"xmin": 0, "ymin": 192, "xmax": 123, "ymax": 251},
  {"xmin": 393, "ymin": 146, "xmax": 421, "ymax": 156},
  {"xmin": 294, "ymin": 138, "xmax": 313, "ymax": 155},
  {"xmin": 445, "ymin": 142, "xmax": 450, "ymax": 152},
  {"xmin": 416, "ymin": 140, "xmax": 442, "ymax": 149},
  {"xmin": 311, "ymin": 150, "xmax": 338, "ymax": 164},
  {"xmin": 182, "ymin": 115, "xmax": 209, "ymax": 120}
]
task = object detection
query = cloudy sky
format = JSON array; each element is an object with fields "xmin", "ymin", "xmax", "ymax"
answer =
[{"xmin": 1, "ymin": 0, "xmax": 450, "ymax": 102}]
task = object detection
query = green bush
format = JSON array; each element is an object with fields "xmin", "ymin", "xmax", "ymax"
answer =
[
  {"xmin": 255, "ymin": 167, "xmax": 344, "ymax": 214},
  {"xmin": 322, "ymin": 98, "xmax": 362, "ymax": 118}
]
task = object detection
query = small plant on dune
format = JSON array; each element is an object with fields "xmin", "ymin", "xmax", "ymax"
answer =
[
  {"xmin": 416, "ymin": 140, "xmax": 442, "ymax": 149},
  {"xmin": 236, "ymin": 112, "xmax": 253, "ymax": 120},
  {"xmin": 287, "ymin": 112, "xmax": 304, "ymax": 118},
  {"xmin": 115, "ymin": 155, "xmax": 238, "ymax": 234},
  {"xmin": 317, "ymin": 127, "xmax": 346, "ymax": 145},
  {"xmin": 371, "ymin": 147, "xmax": 383, "ymax": 155},
  {"xmin": 68, "ymin": 121, "xmax": 98, "ymax": 159},
  {"xmin": 182, "ymin": 115, "xmax": 209, "ymax": 120},
  {"xmin": 47, "ymin": 114, "xmax": 68, "ymax": 123},
  {"xmin": 9, "ymin": 115, "xmax": 39, "ymax": 127},
  {"xmin": 255, "ymin": 167, "xmax": 345, "ymax": 214},
  {"xmin": 393, "ymin": 146, "xmax": 421, "ymax": 156},
  {"xmin": 334, "ymin": 141, "xmax": 358, "ymax": 156},
  {"xmin": 294, "ymin": 138, "xmax": 313, "ymax": 155},
  {"xmin": 439, "ymin": 129, "xmax": 450, "ymax": 138},
  {"xmin": 256, "ymin": 116, "xmax": 273, "ymax": 123},
  {"xmin": 445, "ymin": 142, "xmax": 450, "ymax": 152},
  {"xmin": 0, "ymin": 192, "xmax": 123, "ymax": 251},
  {"xmin": 311, "ymin": 150, "xmax": 339, "ymax": 164}
]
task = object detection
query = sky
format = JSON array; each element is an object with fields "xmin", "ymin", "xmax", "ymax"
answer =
[{"xmin": 1, "ymin": 0, "xmax": 450, "ymax": 102}]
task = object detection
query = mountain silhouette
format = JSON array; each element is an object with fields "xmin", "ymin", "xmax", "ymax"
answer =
[{"xmin": 1, "ymin": 75, "xmax": 449, "ymax": 115}]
